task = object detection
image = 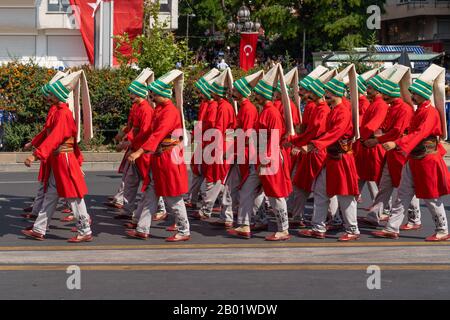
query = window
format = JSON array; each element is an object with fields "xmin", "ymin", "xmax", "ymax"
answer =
[
  {"xmin": 160, "ymin": 0, "xmax": 171, "ymax": 13},
  {"xmin": 48, "ymin": 0, "xmax": 70, "ymax": 13}
]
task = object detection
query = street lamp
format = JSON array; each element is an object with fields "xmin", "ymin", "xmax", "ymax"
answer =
[
  {"xmin": 227, "ymin": 4, "xmax": 261, "ymax": 34},
  {"xmin": 185, "ymin": 13, "xmax": 196, "ymax": 62}
]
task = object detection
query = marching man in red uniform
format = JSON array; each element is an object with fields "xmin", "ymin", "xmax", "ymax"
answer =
[
  {"xmin": 22, "ymin": 70, "xmax": 93, "ymax": 243},
  {"xmin": 298, "ymin": 64, "xmax": 361, "ymax": 241},
  {"xmin": 185, "ymin": 68, "xmax": 220, "ymax": 209},
  {"xmin": 373, "ymin": 64, "xmax": 450, "ymax": 241},
  {"xmin": 363, "ymin": 66, "xmax": 421, "ymax": 227},
  {"xmin": 353, "ymin": 69, "xmax": 387, "ymax": 203},
  {"xmin": 288, "ymin": 69, "xmax": 335, "ymax": 228},
  {"xmin": 126, "ymin": 70, "xmax": 191, "ymax": 242},
  {"xmin": 193, "ymin": 68, "xmax": 237, "ymax": 221}
]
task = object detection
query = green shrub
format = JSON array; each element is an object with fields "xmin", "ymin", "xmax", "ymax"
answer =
[{"xmin": 1, "ymin": 122, "xmax": 42, "ymax": 151}]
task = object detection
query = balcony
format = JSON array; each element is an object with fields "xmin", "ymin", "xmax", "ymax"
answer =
[{"xmin": 383, "ymin": 0, "xmax": 450, "ymax": 21}]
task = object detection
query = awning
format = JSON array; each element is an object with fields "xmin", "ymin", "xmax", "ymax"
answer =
[{"xmin": 374, "ymin": 45, "xmax": 425, "ymax": 54}]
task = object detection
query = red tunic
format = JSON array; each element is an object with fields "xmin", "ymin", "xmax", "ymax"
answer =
[
  {"xmin": 129, "ymin": 99, "xmax": 154, "ymax": 190},
  {"xmin": 377, "ymin": 98, "xmax": 414, "ymax": 187},
  {"xmin": 358, "ymin": 94, "xmax": 370, "ymax": 120},
  {"xmin": 141, "ymin": 100, "xmax": 188, "ymax": 197},
  {"xmin": 34, "ymin": 102, "xmax": 88, "ymax": 198},
  {"xmin": 31, "ymin": 104, "xmax": 58, "ymax": 182},
  {"xmin": 203, "ymin": 98, "xmax": 237, "ymax": 184},
  {"xmin": 311, "ymin": 101, "xmax": 359, "ymax": 196},
  {"xmin": 199, "ymin": 100, "xmax": 218, "ymax": 177},
  {"xmin": 300, "ymin": 100, "xmax": 315, "ymax": 133},
  {"xmin": 191, "ymin": 99, "xmax": 210, "ymax": 176},
  {"xmin": 291, "ymin": 100, "xmax": 330, "ymax": 192},
  {"xmin": 257, "ymin": 101, "xmax": 292, "ymax": 198},
  {"xmin": 396, "ymin": 101, "xmax": 450, "ymax": 199},
  {"xmin": 118, "ymin": 103, "xmax": 138, "ymax": 174},
  {"xmin": 355, "ymin": 95, "xmax": 389, "ymax": 182},
  {"xmin": 236, "ymin": 98, "xmax": 259, "ymax": 186}
]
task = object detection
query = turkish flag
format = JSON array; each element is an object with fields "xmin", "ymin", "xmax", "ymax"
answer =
[
  {"xmin": 69, "ymin": 0, "xmax": 143, "ymax": 65},
  {"xmin": 239, "ymin": 32, "xmax": 258, "ymax": 71}
]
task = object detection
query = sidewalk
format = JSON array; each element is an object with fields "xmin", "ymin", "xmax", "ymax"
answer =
[{"xmin": 1, "ymin": 143, "xmax": 450, "ymax": 172}]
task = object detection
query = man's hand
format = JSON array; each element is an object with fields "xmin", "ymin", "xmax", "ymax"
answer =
[
  {"xmin": 128, "ymin": 149, "xmax": 144, "ymax": 163},
  {"xmin": 382, "ymin": 141, "xmax": 396, "ymax": 151},
  {"xmin": 23, "ymin": 142, "xmax": 33, "ymax": 152},
  {"xmin": 363, "ymin": 138, "xmax": 378, "ymax": 148},
  {"xmin": 291, "ymin": 147, "xmax": 301, "ymax": 156},
  {"xmin": 24, "ymin": 154, "xmax": 36, "ymax": 167},
  {"xmin": 300, "ymin": 144, "xmax": 314, "ymax": 154}
]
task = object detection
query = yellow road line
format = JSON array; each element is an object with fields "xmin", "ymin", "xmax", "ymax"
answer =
[
  {"xmin": 1, "ymin": 264, "xmax": 450, "ymax": 271},
  {"xmin": 0, "ymin": 241, "xmax": 449, "ymax": 251}
]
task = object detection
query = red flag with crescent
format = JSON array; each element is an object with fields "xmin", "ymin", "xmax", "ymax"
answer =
[{"xmin": 239, "ymin": 32, "xmax": 258, "ymax": 71}]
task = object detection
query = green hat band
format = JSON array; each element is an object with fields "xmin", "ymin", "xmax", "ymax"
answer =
[
  {"xmin": 307, "ymin": 78, "xmax": 325, "ymax": 98},
  {"xmin": 409, "ymin": 78, "xmax": 433, "ymax": 100},
  {"xmin": 210, "ymin": 82, "xmax": 227, "ymax": 97},
  {"xmin": 275, "ymin": 81, "xmax": 291, "ymax": 93},
  {"xmin": 128, "ymin": 80, "xmax": 148, "ymax": 98},
  {"xmin": 234, "ymin": 78, "xmax": 253, "ymax": 98},
  {"xmin": 378, "ymin": 79, "xmax": 401, "ymax": 98},
  {"xmin": 195, "ymin": 78, "xmax": 212, "ymax": 99},
  {"xmin": 48, "ymin": 80, "xmax": 70, "ymax": 102},
  {"xmin": 324, "ymin": 78, "xmax": 346, "ymax": 97},
  {"xmin": 41, "ymin": 83, "xmax": 51, "ymax": 97},
  {"xmin": 148, "ymin": 79, "xmax": 172, "ymax": 98},
  {"xmin": 357, "ymin": 75, "xmax": 367, "ymax": 94},
  {"xmin": 367, "ymin": 74, "xmax": 384, "ymax": 93},
  {"xmin": 253, "ymin": 79, "xmax": 274, "ymax": 100},
  {"xmin": 299, "ymin": 75, "xmax": 314, "ymax": 90}
]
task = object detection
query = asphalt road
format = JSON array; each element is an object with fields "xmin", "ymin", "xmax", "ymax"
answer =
[{"xmin": 0, "ymin": 171, "xmax": 450, "ymax": 300}]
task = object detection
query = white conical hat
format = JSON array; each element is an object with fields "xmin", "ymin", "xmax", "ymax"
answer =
[
  {"xmin": 128, "ymin": 68, "xmax": 154, "ymax": 98},
  {"xmin": 194, "ymin": 68, "xmax": 220, "ymax": 99},
  {"xmin": 409, "ymin": 64, "xmax": 447, "ymax": 139},
  {"xmin": 377, "ymin": 64, "xmax": 412, "ymax": 106},
  {"xmin": 319, "ymin": 69, "xmax": 338, "ymax": 83},
  {"xmin": 323, "ymin": 64, "xmax": 360, "ymax": 140},
  {"xmin": 48, "ymin": 70, "xmax": 92, "ymax": 143},
  {"xmin": 279, "ymin": 67, "xmax": 301, "ymax": 124},
  {"xmin": 148, "ymin": 69, "xmax": 188, "ymax": 146},
  {"xmin": 233, "ymin": 70, "xmax": 264, "ymax": 98},
  {"xmin": 299, "ymin": 65, "xmax": 329, "ymax": 90}
]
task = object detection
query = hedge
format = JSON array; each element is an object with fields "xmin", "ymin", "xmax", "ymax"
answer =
[{"xmin": 0, "ymin": 61, "xmax": 258, "ymax": 151}]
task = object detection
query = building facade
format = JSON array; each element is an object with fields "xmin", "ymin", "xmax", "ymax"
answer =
[
  {"xmin": 381, "ymin": 0, "xmax": 450, "ymax": 52},
  {"xmin": 0, "ymin": 0, "xmax": 178, "ymax": 68}
]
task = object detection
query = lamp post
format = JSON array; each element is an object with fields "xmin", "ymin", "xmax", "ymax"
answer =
[
  {"xmin": 226, "ymin": 4, "xmax": 261, "ymax": 34},
  {"xmin": 185, "ymin": 13, "xmax": 196, "ymax": 63}
]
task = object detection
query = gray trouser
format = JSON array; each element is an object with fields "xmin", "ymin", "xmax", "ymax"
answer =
[
  {"xmin": 122, "ymin": 163, "xmax": 141, "ymax": 214},
  {"xmin": 221, "ymin": 165, "xmax": 240, "ymax": 222},
  {"xmin": 132, "ymin": 195, "xmax": 166, "ymax": 223},
  {"xmin": 136, "ymin": 182, "xmax": 190, "ymax": 236},
  {"xmin": 112, "ymin": 180, "xmax": 125, "ymax": 205},
  {"xmin": 367, "ymin": 163, "xmax": 421, "ymax": 223},
  {"xmin": 291, "ymin": 186, "xmax": 309, "ymax": 222},
  {"xmin": 200, "ymin": 181, "xmax": 224, "ymax": 217},
  {"xmin": 358, "ymin": 179, "xmax": 379, "ymax": 201},
  {"xmin": 268, "ymin": 197, "xmax": 289, "ymax": 232},
  {"xmin": 385, "ymin": 163, "xmax": 448, "ymax": 234},
  {"xmin": 286, "ymin": 160, "xmax": 299, "ymax": 212},
  {"xmin": 187, "ymin": 172, "xmax": 204, "ymax": 205},
  {"xmin": 312, "ymin": 167, "xmax": 359, "ymax": 234},
  {"xmin": 33, "ymin": 172, "xmax": 91, "ymax": 236},
  {"xmin": 237, "ymin": 165, "xmax": 263, "ymax": 226},
  {"xmin": 253, "ymin": 192, "xmax": 268, "ymax": 225},
  {"xmin": 31, "ymin": 182, "xmax": 46, "ymax": 215}
]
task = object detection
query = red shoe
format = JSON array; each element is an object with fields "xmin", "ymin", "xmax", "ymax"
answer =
[
  {"xmin": 371, "ymin": 230, "xmax": 399, "ymax": 239},
  {"xmin": 250, "ymin": 223, "xmax": 269, "ymax": 231},
  {"xmin": 227, "ymin": 228, "xmax": 251, "ymax": 239},
  {"xmin": 67, "ymin": 234, "xmax": 93, "ymax": 243},
  {"xmin": 425, "ymin": 234, "xmax": 450, "ymax": 242},
  {"xmin": 23, "ymin": 206, "xmax": 33, "ymax": 213},
  {"xmin": 289, "ymin": 221, "xmax": 307, "ymax": 229},
  {"xmin": 400, "ymin": 223, "xmax": 422, "ymax": 231},
  {"xmin": 212, "ymin": 207, "xmax": 221, "ymax": 213},
  {"xmin": 338, "ymin": 233, "xmax": 360, "ymax": 242},
  {"xmin": 208, "ymin": 220, "xmax": 234, "ymax": 229},
  {"xmin": 124, "ymin": 222, "xmax": 137, "ymax": 229},
  {"xmin": 60, "ymin": 214, "xmax": 74, "ymax": 222},
  {"xmin": 166, "ymin": 224, "xmax": 178, "ymax": 232},
  {"xmin": 191, "ymin": 211, "xmax": 209, "ymax": 221},
  {"xmin": 104, "ymin": 202, "xmax": 124, "ymax": 209},
  {"xmin": 125, "ymin": 230, "xmax": 150, "ymax": 240},
  {"xmin": 21, "ymin": 213, "xmax": 37, "ymax": 220},
  {"xmin": 166, "ymin": 234, "xmax": 191, "ymax": 242},
  {"xmin": 61, "ymin": 208, "xmax": 72, "ymax": 214},
  {"xmin": 298, "ymin": 229, "xmax": 326, "ymax": 239},
  {"xmin": 114, "ymin": 214, "xmax": 132, "ymax": 220},
  {"xmin": 152, "ymin": 212, "xmax": 168, "ymax": 221},
  {"xmin": 21, "ymin": 229, "xmax": 44, "ymax": 241},
  {"xmin": 265, "ymin": 233, "xmax": 291, "ymax": 241}
]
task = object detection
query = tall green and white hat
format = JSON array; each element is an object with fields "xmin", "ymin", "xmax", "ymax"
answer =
[
  {"xmin": 366, "ymin": 66, "xmax": 396, "ymax": 93},
  {"xmin": 298, "ymin": 65, "xmax": 329, "ymax": 90},
  {"xmin": 148, "ymin": 69, "xmax": 188, "ymax": 145},
  {"xmin": 356, "ymin": 69, "xmax": 379, "ymax": 94},
  {"xmin": 233, "ymin": 70, "xmax": 264, "ymax": 98},
  {"xmin": 41, "ymin": 70, "xmax": 69, "ymax": 97},
  {"xmin": 306, "ymin": 69, "xmax": 337, "ymax": 99},
  {"xmin": 195, "ymin": 68, "xmax": 220, "ymax": 99},
  {"xmin": 210, "ymin": 67, "xmax": 234, "ymax": 98},
  {"xmin": 128, "ymin": 68, "xmax": 154, "ymax": 98},
  {"xmin": 378, "ymin": 65, "xmax": 412, "ymax": 105},
  {"xmin": 253, "ymin": 64, "xmax": 282, "ymax": 101},
  {"xmin": 409, "ymin": 64, "xmax": 447, "ymax": 139},
  {"xmin": 48, "ymin": 70, "xmax": 93, "ymax": 143}
]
